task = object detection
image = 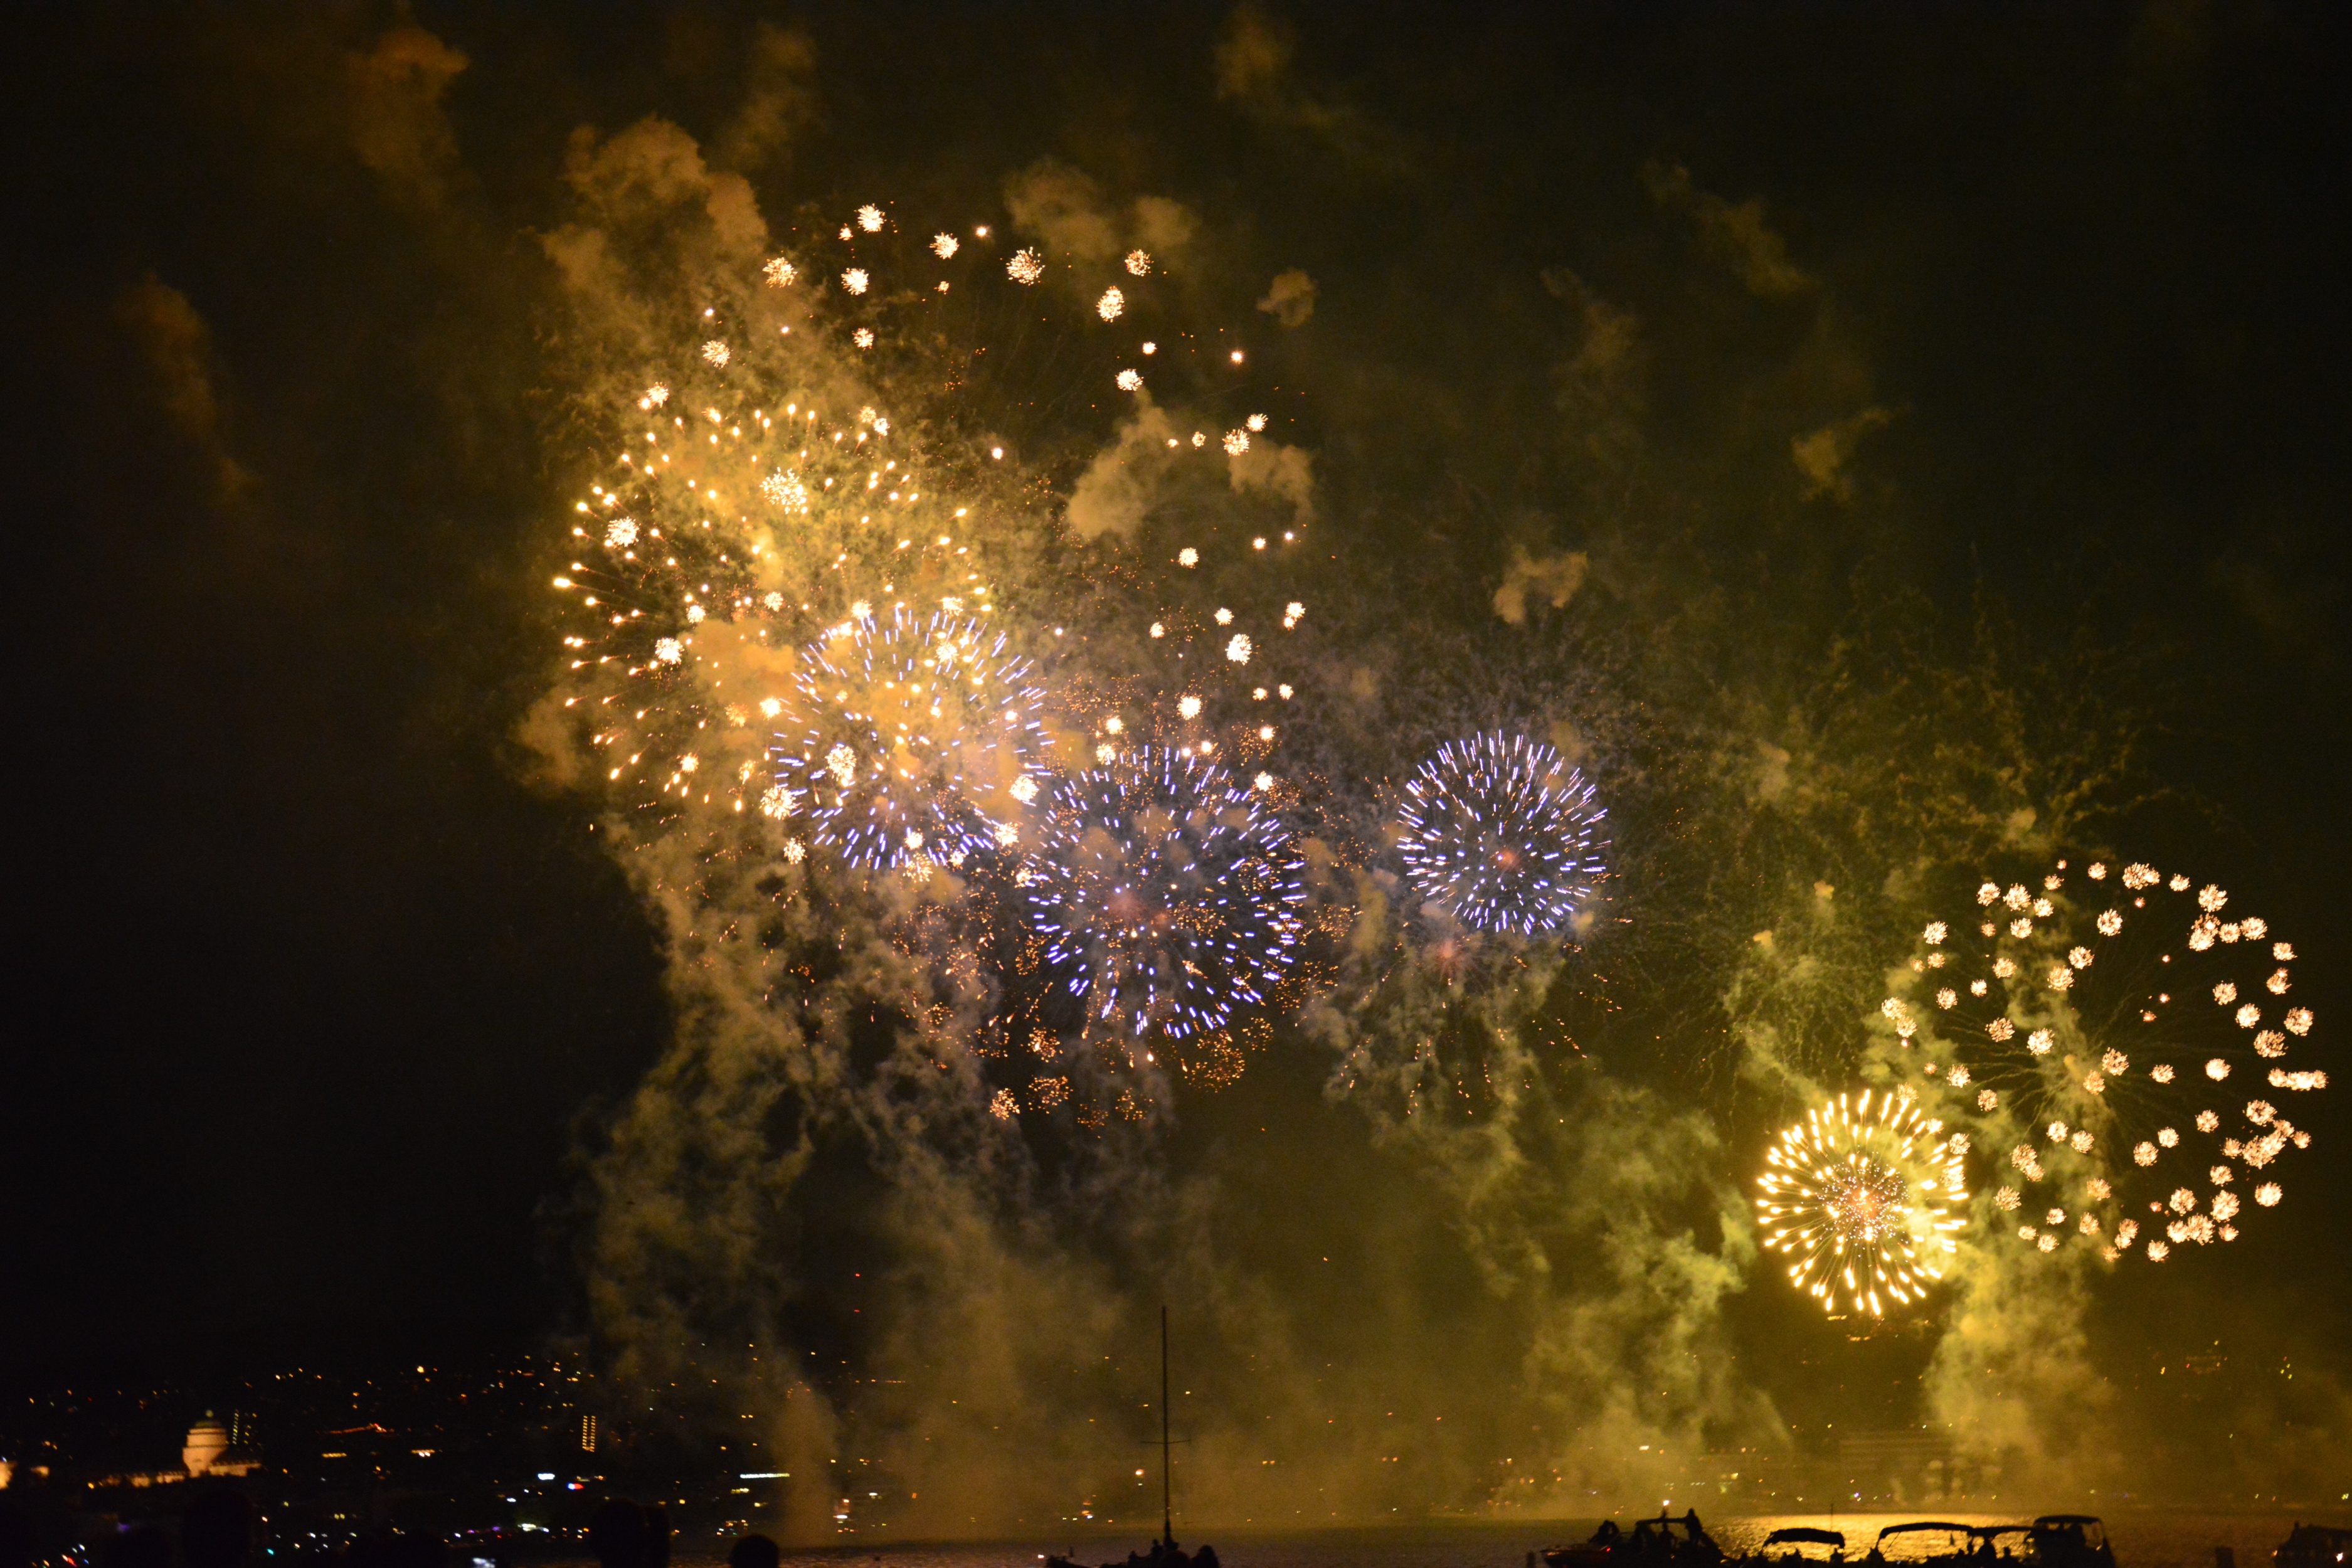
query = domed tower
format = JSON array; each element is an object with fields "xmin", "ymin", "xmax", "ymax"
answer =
[{"xmin": 183, "ymin": 1414, "xmax": 230, "ymax": 1476}]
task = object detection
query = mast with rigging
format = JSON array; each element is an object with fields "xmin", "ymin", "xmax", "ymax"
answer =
[{"xmin": 1158, "ymin": 1303, "xmax": 1173, "ymax": 1547}]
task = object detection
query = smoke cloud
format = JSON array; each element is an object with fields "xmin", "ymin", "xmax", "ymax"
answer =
[
  {"xmin": 117, "ymin": 276, "xmax": 252, "ymax": 506},
  {"xmin": 1493, "ymin": 549, "xmax": 1589, "ymax": 625},
  {"xmin": 1005, "ymin": 161, "xmax": 1201, "ymax": 275},
  {"xmin": 491, "ymin": 12, "xmax": 2341, "ymax": 1539},
  {"xmin": 1792, "ymin": 408, "xmax": 1894, "ymax": 502},
  {"xmin": 1643, "ymin": 161, "xmax": 1815, "ymax": 300},
  {"xmin": 1067, "ymin": 405, "xmax": 1184, "ymax": 540},
  {"xmin": 345, "ymin": 26, "xmax": 470, "ymax": 211},
  {"xmin": 1256, "ymin": 269, "xmax": 1316, "ymax": 329}
]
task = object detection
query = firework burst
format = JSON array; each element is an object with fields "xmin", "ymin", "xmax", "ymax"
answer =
[
  {"xmin": 1890, "ymin": 859, "xmax": 2325, "ymax": 1263},
  {"xmin": 550, "ymin": 201, "xmax": 1186, "ymax": 833},
  {"xmin": 1397, "ymin": 733, "xmax": 1609, "ymax": 936},
  {"xmin": 549, "ymin": 199, "xmax": 1325, "ymax": 1109},
  {"xmin": 1756, "ymin": 1089, "xmax": 1968, "ymax": 1317},
  {"xmin": 1022, "ymin": 747, "xmax": 1308, "ymax": 1085},
  {"xmin": 550, "ymin": 383, "xmax": 983, "ymax": 821},
  {"xmin": 770, "ymin": 605, "xmax": 1049, "ymax": 871}
]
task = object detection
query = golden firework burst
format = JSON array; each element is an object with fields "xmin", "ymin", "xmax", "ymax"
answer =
[{"xmin": 1757, "ymin": 1089, "xmax": 1966, "ymax": 1317}]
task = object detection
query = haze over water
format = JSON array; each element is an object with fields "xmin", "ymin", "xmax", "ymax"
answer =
[{"xmin": 655, "ymin": 1516, "xmax": 2321, "ymax": 1568}]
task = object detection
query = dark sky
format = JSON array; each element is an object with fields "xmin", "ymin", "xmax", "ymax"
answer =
[{"xmin": 4, "ymin": 1, "xmax": 2349, "ymax": 1384}]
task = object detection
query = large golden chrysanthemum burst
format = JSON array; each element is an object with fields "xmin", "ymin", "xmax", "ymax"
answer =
[{"xmin": 1756, "ymin": 1089, "xmax": 1966, "ymax": 1317}]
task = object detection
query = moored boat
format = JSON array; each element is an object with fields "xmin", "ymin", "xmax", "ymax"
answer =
[
  {"xmin": 2274, "ymin": 1523, "xmax": 2352, "ymax": 1568},
  {"xmin": 1048, "ymin": 1310, "xmax": 1220, "ymax": 1568},
  {"xmin": 1864, "ymin": 1521, "xmax": 1977, "ymax": 1567},
  {"xmin": 1749, "ymin": 1527, "xmax": 1845, "ymax": 1564},
  {"xmin": 1537, "ymin": 1509, "xmax": 1725, "ymax": 1568},
  {"xmin": 2026, "ymin": 1515, "xmax": 2116, "ymax": 1568}
]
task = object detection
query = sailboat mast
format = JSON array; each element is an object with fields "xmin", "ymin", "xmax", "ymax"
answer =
[{"xmin": 1160, "ymin": 1304, "xmax": 1172, "ymax": 1547}]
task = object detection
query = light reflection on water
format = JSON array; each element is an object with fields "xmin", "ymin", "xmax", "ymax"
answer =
[{"xmin": 638, "ymin": 1513, "xmax": 2328, "ymax": 1568}]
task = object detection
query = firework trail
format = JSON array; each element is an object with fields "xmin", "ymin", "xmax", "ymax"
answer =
[
  {"xmin": 1755, "ymin": 1088, "xmax": 1966, "ymax": 1317},
  {"xmin": 1885, "ymin": 859, "xmax": 2324, "ymax": 1263}
]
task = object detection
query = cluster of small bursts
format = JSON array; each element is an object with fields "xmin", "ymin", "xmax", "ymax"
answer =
[
  {"xmin": 1759, "ymin": 857, "xmax": 2326, "ymax": 1316},
  {"xmin": 548, "ymin": 206, "xmax": 2321, "ymax": 1298},
  {"xmin": 549, "ymin": 204, "xmax": 1616, "ymax": 1114}
]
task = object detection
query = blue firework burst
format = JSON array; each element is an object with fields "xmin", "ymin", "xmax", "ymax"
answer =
[
  {"xmin": 770, "ymin": 605, "xmax": 1047, "ymax": 871},
  {"xmin": 1397, "ymin": 733, "xmax": 1608, "ymax": 935},
  {"xmin": 1024, "ymin": 748, "xmax": 1307, "ymax": 1052}
]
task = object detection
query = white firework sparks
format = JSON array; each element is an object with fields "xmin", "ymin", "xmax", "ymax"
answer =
[
  {"xmin": 759, "ymin": 470, "xmax": 810, "ymax": 512},
  {"xmin": 1895, "ymin": 857, "xmax": 2324, "ymax": 1268}
]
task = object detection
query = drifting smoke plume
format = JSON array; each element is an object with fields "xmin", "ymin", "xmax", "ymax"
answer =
[
  {"xmin": 506, "ymin": 23, "xmax": 2322, "ymax": 1537},
  {"xmin": 1256, "ymin": 268, "xmax": 1317, "ymax": 329},
  {"xmin": 1308, "ymin": 924, "xmax": 1782, "ymax": 1503},
  {"xmin": 13, "ymin": 3, "xmax": 2349, "ymax": 1531}
]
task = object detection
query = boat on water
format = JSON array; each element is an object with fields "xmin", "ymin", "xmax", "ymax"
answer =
[
  {"xmin": 1535, "ymin": 1513, "xmax": 2118, "ymax": 1568},
  {"xmin": 1050, "ymin": 1542, "xmax": 1219, "ymax": 1568},
  {"xmin": 1537, "ymin": 1509, "xmax": 1726, "ymax": 1568},
  {"xmin": 1846, "ymin": 1517, "xmax": 2111, "ymax": 1568},
  {"xmin": 2274, "ymin": 1524, "xmax": 2352, "ymax": 1568},
  {"xmin": 1860, "ymin": 1516, "xmax": 2111, "ymax": 1568},
  {"xmin": 1867, "ymin": 1523, "xmax": 1978, "ymax": 1565},
  {"xmin": 1752, "ymin": 1528, "xmax": 1846, "ymax": 1564},
  {"xmin": 1047, "ymin": 1308, "xmax": 1221, "ymax": 1568},
  {"xmin": 2016, "ymin": 1515, "xmax": 2117, "ymax": 1568}
]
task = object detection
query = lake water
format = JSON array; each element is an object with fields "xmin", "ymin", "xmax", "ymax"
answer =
[{"xmin": 666, "ymin": 1513, "xmax": 2341, "ymax": 1568}]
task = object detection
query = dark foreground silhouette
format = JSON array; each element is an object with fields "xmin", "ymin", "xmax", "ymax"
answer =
[{"xmin": 1049, "ymin": 1535, "xmax": 1220, "ymax": 1568}]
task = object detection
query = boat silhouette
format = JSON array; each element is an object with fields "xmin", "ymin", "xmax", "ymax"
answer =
[{"xmin": 1048, "ymin": 1309, "xmax": 1219, "ymax": 1568}]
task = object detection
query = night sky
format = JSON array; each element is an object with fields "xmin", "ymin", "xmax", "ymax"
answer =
[{"xmin": 6, "ymin": 1, "xmax": 2350, "ymax": 1498}]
